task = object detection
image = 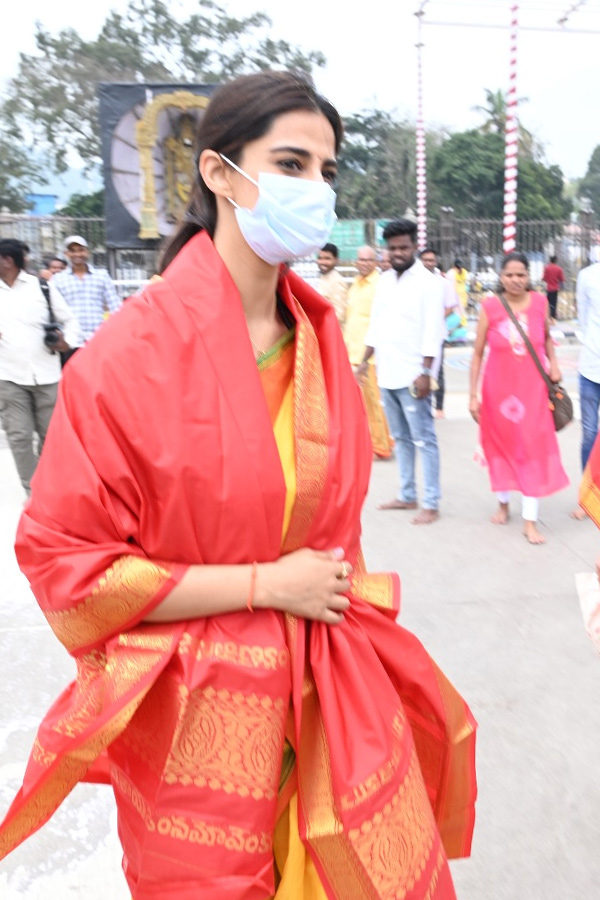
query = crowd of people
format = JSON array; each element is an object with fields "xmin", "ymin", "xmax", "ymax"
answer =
[
  {"xmin": 0, "ymin": 66, "xmax": 599, "ymax": 900},
  {"xmin": 312, "ymin": 233, "xmax": 600, "ymax": 543}
]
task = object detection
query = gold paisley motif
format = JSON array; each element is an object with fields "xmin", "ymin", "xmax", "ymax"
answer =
[
  {"xmin": 163, "ymin": 685, "xmax": 287, "ymax": 801},
  {"xmin": 348, "ymin": 757, "xmax": 438, "ymax": 900}
]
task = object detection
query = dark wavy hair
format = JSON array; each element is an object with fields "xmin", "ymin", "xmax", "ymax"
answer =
[
  {"xmin": 501, "ymin": 250, "xmax": 529, "ymax": 271},
  {"xmin": 159, "ymin": 70, "xmax": 343, "ymax": 272},
  {"xmin": 382, "ymin": 218, "xmax": 418, "ymax": 244},
  {"xmin": 0, "ymin": 239, "xmax": 25, "ymax": 271}
]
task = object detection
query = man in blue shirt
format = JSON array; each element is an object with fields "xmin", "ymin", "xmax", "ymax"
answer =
[{"xmin": 50, "ymin": 236, "xmax": 121, "ymax": 357}]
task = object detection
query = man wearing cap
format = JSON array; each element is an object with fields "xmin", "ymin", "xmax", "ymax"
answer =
[{"xmin": 50, "ymin": 236, "xmax": 121, "ymax": 356}]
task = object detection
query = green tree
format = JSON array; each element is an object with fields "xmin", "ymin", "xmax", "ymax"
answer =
[
  {"xmin": 579, "ymin": 145, "xmax": 600, "ymax": 216},
  {"xmin": 0, "ymin": 132, "xmax": 46, "ymax": 212},
  {"xmin": 58, "ymin": 190, "xmax": 104, "ymax": 217},
  {"xmin": 429, "ymin": 131, "xmax": 505, "ymax": 218},
  {"xmin": 1, "ymin": 0, "xmax": 325, "ymax": 174},
  {"xmin": 518, "ymin": 159, "xmax": 571, "ymax": 220},
  {"xmin": 429, "ymin": 130, "xmax": 571, "ymax": 220},
  {"xmin": 336, "ymin": 109, "xmax": 444, "ymax": 219}
]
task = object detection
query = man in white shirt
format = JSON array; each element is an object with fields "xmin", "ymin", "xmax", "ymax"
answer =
[
  {"xmin": 0, "ymin": 239, "xmax": 80, "ymax": 495},
  {"xmin": 573, "ymin": 262, "xmax": 600, "ymax": 519},
  {"xmin": 315, "ymin": 242, "xmax": 348, "ymax": 324},
  {"xmin": 357, "ymin": 219, "xmax": 444, "ymax": 524}
]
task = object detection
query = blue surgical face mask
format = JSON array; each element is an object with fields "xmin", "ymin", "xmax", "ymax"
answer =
[{"xmin": 220, "ymin": 154, "xmax": 337, "ymax": 265}]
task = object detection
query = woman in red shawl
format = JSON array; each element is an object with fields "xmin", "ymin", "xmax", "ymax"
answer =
[{"xmin": 0, "ymin": 71, "xmax": 476, "ymax": 900}]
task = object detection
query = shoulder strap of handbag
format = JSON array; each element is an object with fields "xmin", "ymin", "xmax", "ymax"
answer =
[
  {"xmin": 39, "ymin": 278, "xmax": 57, "ymax": 323},
  {"xmin": 497, "ymin": 293, "xmax": 553, "ymax": 391}
]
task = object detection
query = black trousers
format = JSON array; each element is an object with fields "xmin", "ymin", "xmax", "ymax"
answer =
[
  {"xmin": 435, "ymin": 344, "xmax": 445, "ymax": 411},
  {"xmin": 547, "ymin": 291, "xmax": 558, "ymax": 319}
]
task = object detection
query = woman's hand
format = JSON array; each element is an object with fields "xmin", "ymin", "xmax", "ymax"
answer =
[
  {"xmin": 258, "ymin": 547, "xmax": 352, "ymax": 625},
  {"xmin": 469, "ymin": 396, "xmax": 480, "ymax": 423},
  {"xmin": 549, "ymin": 361, "xmax": 562, "ymax": 384}
]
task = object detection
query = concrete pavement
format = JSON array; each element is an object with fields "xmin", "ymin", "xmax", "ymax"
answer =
[{"xmin": 1, "ymin": 337, "xmax": 600, "ymax": 898}]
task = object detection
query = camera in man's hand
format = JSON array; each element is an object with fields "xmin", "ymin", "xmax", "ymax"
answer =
[{"xmin": 43, "ymin": 323, "xmax": 62, "ymax": 349}]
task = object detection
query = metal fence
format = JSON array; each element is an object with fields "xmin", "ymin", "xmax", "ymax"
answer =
[
  {"xmin": 1, "ymin": 211, "xmax": 598, "ymax": 313},
  {"xmin": 0, "ymin": 214, "xmax": 158, "ymax": 297},
  {"xmin": 426, "ymin": 209, "xmax": 599, "ymax": 316}
]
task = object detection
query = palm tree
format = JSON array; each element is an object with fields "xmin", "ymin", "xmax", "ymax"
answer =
[{"xmin": 472, "ymin": 88, "xmax": 538, "ymax": 159}]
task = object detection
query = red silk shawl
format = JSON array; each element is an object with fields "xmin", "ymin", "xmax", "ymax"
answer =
[{"xmin": 1, "ymin": 232, "xmax": 476, "ymax": 899}]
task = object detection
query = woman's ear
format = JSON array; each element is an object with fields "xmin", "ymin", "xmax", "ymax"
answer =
[{"xmin": 199, "ymin": 150, "xmax": 233, "ymax": 199}]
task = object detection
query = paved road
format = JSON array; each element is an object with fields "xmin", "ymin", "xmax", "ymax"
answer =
[{"xmin": 1, "ymin": 334, "xmax": 599, "ymax": 899}]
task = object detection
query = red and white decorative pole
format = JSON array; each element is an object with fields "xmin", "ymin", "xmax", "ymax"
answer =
[
  {"xmin": 503, "ymin": 3, "xmax": 519, "ymax": 253},
  {"xmin": 415, "ymin": 3, "xmax": 427, "ymax": 248}
]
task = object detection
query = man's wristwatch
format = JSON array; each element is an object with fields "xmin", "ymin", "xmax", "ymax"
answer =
[{"xmin": 421, "ymin": 367, "xmax": 433, "ymax": 376}]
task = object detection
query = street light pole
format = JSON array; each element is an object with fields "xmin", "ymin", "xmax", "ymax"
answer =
[
  {"xmin": 415, "ymin": 2, "xmax": 428, "ymax": 249},
  {"xmin": 503, "ymin": 3, "xmax": 519, "ymax": 253}
]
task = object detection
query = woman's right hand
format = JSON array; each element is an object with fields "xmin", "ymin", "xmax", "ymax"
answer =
[
  {"xmin": 258, "ymin": 548, "xmax": 352, "ymax": 624},
  {"xmin": 469, "ymin": 396, "xmax": 480, "ymax": 423}
]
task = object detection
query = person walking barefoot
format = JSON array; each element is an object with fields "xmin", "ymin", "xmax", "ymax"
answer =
[{"xmin": 469, "ymin": 252, "xmax": 569, "ymax": 545}]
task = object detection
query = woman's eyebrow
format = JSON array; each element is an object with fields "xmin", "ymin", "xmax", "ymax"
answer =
[{"xmin": 269, "ymin": 145, "xmax": 337, "ymax": 167}]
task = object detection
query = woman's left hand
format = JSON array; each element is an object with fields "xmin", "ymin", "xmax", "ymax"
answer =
[{"xmin": 549, "ymin": 362, "xmax": 562, "ymax": 383}]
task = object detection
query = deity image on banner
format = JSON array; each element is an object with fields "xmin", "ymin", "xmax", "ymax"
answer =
[
  {"xmin": 102, "ymin": 86, "xmax": 214, "ymax": 244},
  {"xmin": 164, "ymin": 113, "xmax": 197, "ymax": 223}
]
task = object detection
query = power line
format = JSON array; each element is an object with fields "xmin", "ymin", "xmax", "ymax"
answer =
[
  {"xmin": 419, "ymin": 0, "xmax": 598, "ymax": 30},
  {"xmin": 422, "ymin": 20, "xmax": 600, "ymax": 33}
]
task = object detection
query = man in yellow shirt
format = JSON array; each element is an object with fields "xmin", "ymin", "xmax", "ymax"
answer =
[
  {"xmin": 315, "ymin": 243, "xmax": 348, "ymax": 324},
  {"xmin": 345, "ymin": 246, "xmax": 393, "ymax": 458}
]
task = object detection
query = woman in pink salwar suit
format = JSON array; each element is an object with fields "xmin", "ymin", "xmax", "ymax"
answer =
[{"xmin": 470, "ymin": 251, "xmax": 569, "ymax": 544}]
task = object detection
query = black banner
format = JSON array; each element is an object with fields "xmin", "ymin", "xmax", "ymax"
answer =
[{"xmin": 98, "ymin": 82, "xmax": 218, "ymax": 249}]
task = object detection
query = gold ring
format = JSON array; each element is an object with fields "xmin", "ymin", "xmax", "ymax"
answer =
[{"xmin": 339, "ymin": 562, "xmax": 349, "ymax": 579}]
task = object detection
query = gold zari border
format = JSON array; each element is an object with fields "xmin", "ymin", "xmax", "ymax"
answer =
[
  {"xmin": 44, "ymin": 556, "xmax": 172, "ymax": 652},
  {"xmin": 282, "ymin": 302, "xmax": 329, "ymax": 553},
  {"xmin": 352, "ymin": 572, "xmax": 397, "ymax": 612},
  {"xmin": 339, "ymin": 712, "xmax": 406, "ymax": 812}
]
